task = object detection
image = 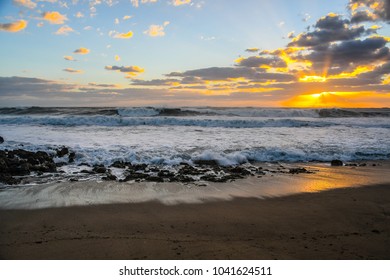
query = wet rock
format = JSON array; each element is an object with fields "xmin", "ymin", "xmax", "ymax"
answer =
[
  {"xmin": 331, "ymin": 160, "xmax": 343, "ymax": 166},
  {"xmin": 227, "ymin": 166, "xmax": 251, "ymax": 175},
  {"xmin": 157, "ymin": 170, "xmax": 175, "ymax": 178},
  {"xmin": 146, "ymin": 176, "xmax": 164, "ymax": 182},
  {"xmin": 68, "ymin": 152, "xmax": 76, "ymax": 163},
  {"xmin": 0, "ymin": 136, "xmax": 4, "ymax": 144},
  {"xmin": 174, "ymin": 175, "xmax": 195, "ymax": 182},
  {"xmin": 179, "ymin": 165, "xmax": 204, "ymax": 175},
  {"xmin": 123, "ymin": 172, "xmax": 149, "ymax": 182},
  {"xmin": 0, "ymin": 149, "xmax": 57, "ymax": 185},
  {"xmin": 193, "ymin": 159, "xmax": 219, "ymax": 166},
  {"xmin": 56, "ymin": 147, "xmax": 69, "ymax": 158},
  {"xmin": 111, "ymin": 161, "xmax": 126, "ymax": 168},
  {"xmin": 93, "ymin": 165, "xmax": 106, "ymax": 174},
  {"xmin": 102, "ymin": 174, "xmax": 117, "ymax": 181},
  {"xmin": 200, "ymin": 174, "xmax": 228, "ymax": 182},
  {"xmin": 289, "ymin": 167, "xmax": 312, "ymax": 174}
]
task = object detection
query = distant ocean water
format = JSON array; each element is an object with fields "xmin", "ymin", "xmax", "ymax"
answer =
[{"xmin": 0, "ymin": 107, "xmax": 389, "ymax": 168}]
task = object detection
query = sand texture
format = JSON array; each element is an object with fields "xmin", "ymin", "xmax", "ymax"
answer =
[{"xmin": 1, "ymin": 183, "xmax": 389, "ymax": 259}]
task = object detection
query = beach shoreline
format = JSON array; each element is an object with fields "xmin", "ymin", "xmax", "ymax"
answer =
[{"xmin": 1, "ymin": 179, "xmax": 389, "ymax": 259}]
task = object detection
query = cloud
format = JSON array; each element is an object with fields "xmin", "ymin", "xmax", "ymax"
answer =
[
  {"xmin": 75, "ymin": 12, "xmax": 84, "ymax": 18},
  {"xmin": 236, "ymin": 55, "xmax": 287, "ymax": 68},
  {"xmin": 348, "ymin": 0, "xmax": 390, "ymax": 22},
  {"xmin": 245, "ymin": 48, "xmax": 260, "ymax": 53},
  {"xmin": 115, "ymin": 55, "xmax": 120, "ymax": 61},
  {"xmin": 131, "ymin": 0, "xmax": 157, "ymax": 8},
  {"xmin": 55, "ymin": 25, "xmax": 75, "ymax": 35},
  {"xmin": 110, "ymin": 30, "xmax": 133, "ymax": 39},
  {"xmin": 288, "ymin": 13, "xmax": 374, "ymax": 47},
  {"xmin": 144, "ymin": 22, "xmax": 169, "ymax": 37},
  {"xmin": 105, "ymin": 65, "xmax": 145, "ymax": 78},
  {"xmin": 123, "ymin": 15, "xmax": 132, "ymax": 20},
  {"xmin": 303, "ymin": 36, "xmax": 390, "ymax": 74},
  {"xmin": 88, "ymin": 82, "xmax": 119, "ymax": 88},
  {"xmin": 64, "ymin": 55, "xmax": 76, "ymax": 61},
  {"xmin": 13, "ymin": 0, "xmax": 36, "ymax": 9},
  {"xmin": 0, "ymin": 20, "xmax": 28, "ymax": 32},
  {"xmin": 63, "ymin": 68, "xmax": 83, "ymax": 73},
  {"xmin": 172, "ymin": 0, "xmax": 191, "ymax": 6},
  {"xmin": 42, "ymin": 11, "xmax": 68, "ymax": 24},
  {"xmin": 73, "ymin": 47, "xmax": 90, "ymax": 54}
]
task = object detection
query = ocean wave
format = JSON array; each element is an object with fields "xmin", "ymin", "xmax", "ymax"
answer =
[
  {"xmin": 1, "ymin": 107, "xmax": 389, "ymax": 118},
  {"xmin": 1, "ymin": 115, "xmax": 389, "ymax": 128}
]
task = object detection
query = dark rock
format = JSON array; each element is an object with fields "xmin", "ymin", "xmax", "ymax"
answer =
[
  {"xmin": 80, "ymin": 169, "xmax": 94, "ymax": 174},
  {"xmin": 56, "ymin": 147, "xmax": 69, "ymax": 158},
  {"xmin": 0, "ymin": 136, "xmax": 4, "ymax": 144},
  {"xmin": 193, "ymin": 159, "xmax": 219, "ymax": 166},
  {"xmin": 179, "ymin": 165, "xmax": 204, "ymax": 175},
  {"xmin": 111, "ymin": 161, "xmax": 126, "ymax": 168},
  {"xmin": 68, "ymin": 152, "xmax": 76, "ymax": 163},
  {"xmin": 174, "ymin": 175, "xmax": 195, "ymax": 182},
  {"xmin": 123, "ymin": 172, "xmax": 149, "ymax": 181},
  {"xmin": 93, "ymin": 166, "xmax": 106, "ymax": 173},
  {"xmin": 146, "ymin": 176, "xmax": 164, "ymax": 182},
  {"xmin": 289, "ymin": 167, "xmax": 312, "ymax": 174},
  {"xmin": 102, "ymin": 174, "xmax": 117, "ymax": 181},
  {"xmin": 0, "ymin": 174, "xmax": 21, "ymax": 185},
  {"xmin": 157, "ymin": 170, "xmax": 175, "ymax": 178},
  {"xmin": 200, "ymin": 174, "xmax": 227, "ymax": 182},
  {"xmin": 331, "ymin": 160, "xmax": 343, "ymax": 166},
  {"xmin": 359, "ymin": 163, "xmax": 367, "ymax": 167},
  {"xmin": 227, "ymin": 166, "xmax": 251, "ymax": 175}
]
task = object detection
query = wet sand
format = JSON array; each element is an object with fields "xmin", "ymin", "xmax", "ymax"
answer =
[{"xmin": 1, "ymin": 183, "xmax": 389, "ymax": 259}]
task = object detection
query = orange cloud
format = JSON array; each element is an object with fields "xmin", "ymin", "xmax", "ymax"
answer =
[
  {"xmin": 0, "ymin": 20, "xmax": 28, "ymax": 32},
  {"xmin": 63, "ymin": 68, "xmax": 83, "ymax": 74},
  {"xmin": 144, "ymin": 22, "xmax": 169, "ymax": 37},
  {"xmin": 112, "ymin": 31, "xmax": 133, "ymax": 39},
  {"xmin": 64, "ymin": 55, "xmax": 76, "ymax": 61},
  {"xmin": 105, "ymin": 65, "xmax": 145, "ymax": 78},
  {"xmin": 42, "ymin": 11, "xmax": 68, "ymax": 25},
  {"xmin": 73, "ymin": 47, "xmax": 90, "ymax": 55},
  {"xmin": 55, "ymin": 25, "xmax": 75, "ymax": 35},
  {"xmin": 172, "ymin": 0, "xmax": 191, "ymax": 6},
  {"xmin": 13, "ymin": 0, "xmax": 36, "ymax": 9}
]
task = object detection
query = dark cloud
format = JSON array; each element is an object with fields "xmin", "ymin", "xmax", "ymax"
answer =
[
  {"xmin": 289, "ymin": 14, "xmax": 375, "ymax": 47},
  {"xmin": 349, "ymin": 0, "xmax": 390, "ymax": 22},
  {"xmin": 303, "ymin": 37, "xmax": 390, "ymax": 73},
  {"xmin": 130, "ymin": 78, "xmax": 179, "ymax": 86},
  {"xmin": 245, "ymin": 48, "xmax": 260, "ymax": 53},
  {"xmin": 236, "ymin": 56, "xmax": 287, "ymax": 68},
  {"xmin": 105, "ymin": 65, "xmax": 143, "ymax": 73},
  {"xmin": 166, "ymin": 67, "xmax": 261, "ymax": 80},
  {"xmin": 88, "ymin": 82, "xmax": 118, "ymax": 88}
]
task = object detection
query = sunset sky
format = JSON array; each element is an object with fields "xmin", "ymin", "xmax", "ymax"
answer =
[{"xmin": 0, "ymin": 0, "xmax": 389, "ymax": 107}]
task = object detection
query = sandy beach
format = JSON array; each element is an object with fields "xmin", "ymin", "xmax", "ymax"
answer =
[{"xmin": 1, "ymin": 170, "xmax": 389, "ymax": 259}]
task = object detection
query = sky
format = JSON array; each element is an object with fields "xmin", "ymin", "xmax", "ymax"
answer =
[{"xmin": 0, "ymin": 0, "xmax": 389, "ymax": 107}]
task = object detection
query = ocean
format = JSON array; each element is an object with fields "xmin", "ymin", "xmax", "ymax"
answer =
[
  {"xmin": 1, "ymin": 107, "xmax": 390, "ymax": 164},
  {"xmin": 1, "ymin": 106, "xmax": 390, "ymax": 207},
  {"xmin": 0, "ymin": 107, "xmax": 390, "ymax": 182}
]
